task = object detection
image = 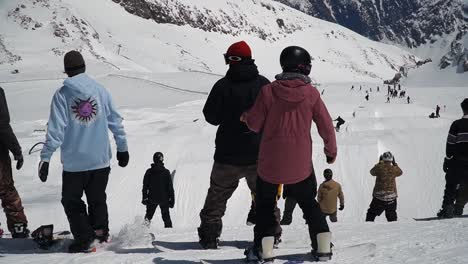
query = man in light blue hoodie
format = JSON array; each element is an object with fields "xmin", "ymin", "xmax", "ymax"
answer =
[{"xmin": 38, "ymin": 51, "xmax": 129, "ymax": 253}]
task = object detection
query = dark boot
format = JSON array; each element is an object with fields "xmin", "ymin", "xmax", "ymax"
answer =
[
  {"xmin": 11, "ymin": 223, "xmax": 30, "ymax": 238},
  {"xmin": 94, "ymin": 229, "xmax": 109, "ymax": 243},
  {"xmin": 68, "ymin": 238, "xmax": 95, "ymax": 253},
  {"xmin": 246, "ymin": 206, "xmax": 256, "ymax": 226},
  {"xmin": 198, "ymin": 224, "xmax": 220, "ymax": 249},
  {"xmin": 437, "ymin": 205, "xmax": 454, "ymax": 219},
  {"xmin": 454, "ymin": 206, "xmax": 464, "ymax": 216}
]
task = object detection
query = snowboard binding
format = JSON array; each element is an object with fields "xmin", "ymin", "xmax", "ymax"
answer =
[{"xmin": 31, "ymin": 225, "xmax": 54, "ymax": 249}]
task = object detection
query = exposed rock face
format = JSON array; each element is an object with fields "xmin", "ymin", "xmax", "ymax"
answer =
[{"xmin": 274, "ymin": 0, "xmax": 464, "ymax": 48}]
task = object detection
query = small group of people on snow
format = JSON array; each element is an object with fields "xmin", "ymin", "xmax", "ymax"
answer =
[{"xmin": 0, "ymin": 41, "xmax": 467, "ymax": 262}]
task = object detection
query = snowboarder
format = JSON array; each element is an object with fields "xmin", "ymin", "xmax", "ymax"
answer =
[
  {"xmin": 387, "ymin": 97, "xmax": 390, "ymax": 103},
  {"xmin": 334, "ymin": 116, "xmax": 345, "ymax": 132},
  {"xmin": 241, "ymin": 46, "xmax": 337, "ymax": 262},
  {"xmin": 198, "ymin": 41, "xmax": 281, "ymax": 250},
  {"xmin": 398, "ymin": 84, "xmax": 401, "ymax": 91},
  {"xmin": 436, "ymin": 105, "xmax": 441, "ymax": 118},
  {"xmin": 365, "ymin": 152, "xmax": 402, "ymax": 222},
  {"xmin": 0, "ymin": 87, "xmax": 29, "ymax": 238},
  {"xmin": 38, "ymin": 51, "xmax": 129, "ymax": 253},
  {"xmin": 317, "ymin": 169, "xmax": 344, "ymax": 223},
  {"xmin": 377, "ymin": 86, "xmax": 380, "ymax": 92},
  {"xmin": 142, "ymin": 152, "xmax": 174, "ymax": 228},
  {"xmin": 365, "ymin": 94, "xmax": 370, "ymax": 101},
  {"xmin": 437, "ymin": 99, "xmax": 468, "ymax": 218},
  {"xmin": 429, "ymin": 112, "xmax": 436, "ymax": 119},
  {"xmin": 407, "ymin": 96, "xmax": 411, "ymax": 104}
]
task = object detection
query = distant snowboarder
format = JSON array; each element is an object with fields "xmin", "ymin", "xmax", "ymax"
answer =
[
  {"xmin": 387, "ymin": 97, "xmax": 390, "ymax": 103},
  {"xmin": 365, "ymin": 94, "xmax": 370, "ymax": 101},
  {"xmin": 429, "ymin": 112, "xmax": 436, "ymax": 119},
  {"xmin": 365, "ymin": 152, "xmax": 402, "ymax": 222},
  {"xmin": 317, "ymin": 169, "xmax": 344, "ymax": 222},
  {"xmin": 38, "ymin": 51, "xmax": 129, "ymax": 253},
  {"xmin": 0, "ymin": 87, "xmax": 29, "ymax": 238},
  {"xmin": 351, "ymin": 85, "xmax": 354, "ymax": 91},
  {"xmin": 198, "ymin": 41, "xmax": 281, "ymax": 250},
  {"xmin": 437, "ymin": 99, "xmax": 468, "ymax": 218},
  {"xmin": 398, "ymin": 84, "xmax": 401, "ymax": 91},
  {"xmin": 360, "ymin": 85, "xmax": 362, "ymax": 91},
  {"xmin": 436, "ymin": 105, "xmax": 441, "ymax": 118},
  {"xmin": 334, "ymin": 116, "xmax": 346, "ymax": 132},
  {"xmin": 241, "ymin": 46, "xmax": 336, "ymax": 262},
  {"xmin": 407, "ymin": 96, "xmax": 411, "ymax": 104},
  {"xmin": 377, "ymin": 86, "xmax": 380, "ymax": 92},
  {"xmin": 142, "ymin": 152, "xmax": 174, "ymax": 228}
]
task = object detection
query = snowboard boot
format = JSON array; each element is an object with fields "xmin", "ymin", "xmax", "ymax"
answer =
[
  {"xmin": 164, "ymin": 222, "xmax": 173, "ymax": 228},
  {"xmin": 197, "ymin": 226, "xmax": 219, "ymax": 249},
  {"xmin": 94, "ymin": 229, "xmax": 109, "ymax": 243},
  {"xmin": 244, "ymin": 237, "xmax": 275, "ymax": 262},
  {"xmin": 311, "ymin": 232, "xmax": 333, "ymax": 262},
  {"xmin": 11, "ymin": 223, "xmax": 30, "ymax": 238},
  {"xmin": 437, "ymin": 205, "xmax": 454, "ymax": 219},
  {"xmin": 68, "ymin": 238, "xmax": 95, "ymax": 253},
  {"xmin": 453, "ymin": 205, "xmax": 464, "ymax": 216}
]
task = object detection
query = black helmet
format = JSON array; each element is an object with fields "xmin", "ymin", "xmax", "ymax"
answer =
[
  {"xmin": 153, "ymin": 152, "xmax": 164, "ymax": 163},
  {"xmin": 280, "ymin": 46, "xmax": 312, "ymax": 75},
  {"xmin": 461, "ymin": 98, "xmax": 468, "ymax": 113},
  {"xmin": 323, "ymin": 169, "xmax": 333, "ymax": 179}
]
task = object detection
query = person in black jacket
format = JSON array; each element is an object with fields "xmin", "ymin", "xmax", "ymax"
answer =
[
  {"xmin": 142, "ymin": 152, "xmax": 174, "ymax": 228},
  {"xmin": 438, "ymin": 98, "xmax": 468, "ymax": 218},
  {"xmin": 198, "ymin": 41, "xmax": 273, "ymax": 249},
  {"xmin": 0, "ymin": 87, "xmax": 29, "ymax": 238}
]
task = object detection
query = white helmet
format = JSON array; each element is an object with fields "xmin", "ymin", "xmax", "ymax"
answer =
[{"xmin": 382, "ymin": 151, "xmax": 393, "ymax": 162}]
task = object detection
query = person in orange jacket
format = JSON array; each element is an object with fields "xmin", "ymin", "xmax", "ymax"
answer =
[{"xmin": 317, "ymin": 169, "xmax": 344, "ymax": 222}]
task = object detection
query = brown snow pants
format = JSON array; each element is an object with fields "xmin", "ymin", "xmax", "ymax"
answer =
[{"xmin": 0, "ymin": 157, "xmax": 28, "ymax": 232}]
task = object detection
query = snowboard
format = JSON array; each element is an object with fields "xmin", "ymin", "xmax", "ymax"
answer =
[{"xmin": 413, "ymin": 215, "xmax": 468, "ymax": 221}]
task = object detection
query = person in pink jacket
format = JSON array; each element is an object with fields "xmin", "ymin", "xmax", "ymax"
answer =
[{"xmin": 241, "ymin": 46, "xmax": 337, "ymax": 262}]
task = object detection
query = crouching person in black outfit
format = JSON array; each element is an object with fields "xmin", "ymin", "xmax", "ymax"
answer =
[{"xmin": 142, "ymin": 152, "xmax": 174, "ymax": 228}]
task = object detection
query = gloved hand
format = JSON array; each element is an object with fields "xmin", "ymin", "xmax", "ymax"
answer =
[
  {"xmin": 38, "ymin": 161, "xmax": 49, "ymax": 182},
  {"xmin": 443, "ymin": 158, "xmax": 451, "ymax": 173},
  {"xmin": 326, "ymin": 155, "xmax": 336, "ymax": 164},
  {"xmin": 117, "ymin": 151, "xmax": 129, "ymax": 167},
  {"xmin": 14, "ymin": 154, "xmax": 24, "ymax": 170},
  {"xmin": 169, "ymin": 198, "xmax": 175, "ymax": 208},
  {"xmin": 141, "ymin": 198, "xmax": 148, "ymax": 206},
  {"xmin": 339, "ymin": 205, "xmax": 344, "ymax": 211}
]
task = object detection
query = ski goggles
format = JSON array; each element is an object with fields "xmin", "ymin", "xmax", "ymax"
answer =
[{"xmin": 224, "ymin": 54, "xmax": 244, "ymax": 64}]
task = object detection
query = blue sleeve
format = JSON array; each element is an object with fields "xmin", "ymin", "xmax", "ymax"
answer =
[
  {"xmin": 105, "ymin": 89, "xmax": 128, "ymax": 152},
  {"xmin": 41, "ymin": 91, "xmax": 68, "ymax": 162}
]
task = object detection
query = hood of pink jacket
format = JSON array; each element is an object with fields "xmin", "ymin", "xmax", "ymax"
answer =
[{"xmin": 271, "ymin": 79, "xmax": 307, "ymax": 103}]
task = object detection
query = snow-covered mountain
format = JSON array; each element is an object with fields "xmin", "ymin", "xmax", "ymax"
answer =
[
  {"xmin": 274, "ymin": 0, "xmax": 468, "ymax": 74},
  {"xmin": 0, "ymin": 0, "xmax": 418, "ymax": 83}
]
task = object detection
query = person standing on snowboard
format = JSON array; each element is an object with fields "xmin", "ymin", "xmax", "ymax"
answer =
[
  {"xmin": 365, "ymin": 152, "xmax": 402, "ymax": 222},
  {"xmin": 317, "ymin": 169, "xmax": 344, "ymax": 223},
  {"xmin": 198, "ymin": 41, "xmax": 282, "ymax": 249},
  {"xmin": 142, "ymin": 152, "xmax": 174, "ymax": 228},
  {"xmin": 38, "ymin": 51, "xmax": 129, "ymax": 253},
  {"xmin": 242, "ymin": 46, "xmax": 337, "ymax": 262},
  {"xmin": 437, "ymin": 98, "xmax": 468, "ymax": 218},
  {"xmin": 0, "ymin": 87, "xmax": 29, "ymax": 238}
]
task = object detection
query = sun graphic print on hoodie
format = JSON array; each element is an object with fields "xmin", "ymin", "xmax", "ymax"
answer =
[{"xmin": 71, "ymin": 96, "xmax": 99, "ymax": 125}]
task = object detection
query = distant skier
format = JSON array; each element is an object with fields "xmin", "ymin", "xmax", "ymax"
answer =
[
  {"xmin": 365, "ymin": 94, "xmax": 370, "ymax": 101},
  {"xmin": 398, "ymin": 84, "xmax": 401, "ymax": 91},
  {"xmin": 437, "ymin": 99, "xmax": 468, "ymax": 218},
  {"xmin": 407, "ymin": 96, "xmax": 411, "ymax": 104},
  {"xmin": 352, "ymin": 111, "xmax": 356, "ymax": 118},
  {"xmin": 365, "ymin": 152, "xmax": 402, "ymax": 222},
  {"xmin": 0, "ymin": 87, "xmax": 29, "ymax": 238},
  {"xmin": 142, "ymin": 152, "xmax": 174, "ymax": 228},
  {"xmin": 198, "ymin": 41, "xmax": 280, "ymax": 249},
  {"xmin": 370, "ymin": 88, "xmax": 372, "ymax": 93},
  {"xmin": 317, "ymin": 169, "xmax": 344, "ymax": 223},
  {"xmin": 350, "ymin": 85, "xmax": 354, "ymax": 91},
  {"xmin": 38, "ymin": 51, "xmax": 129, "ymax": 253},
  {"xmin": 360, "ymin": 85, "xmax": 362, "ymax": 91},
  {"xmin": 242, "ymin": 46, "xmax": 337, "ymax": 262},
  {"xmin": 387, "ymin": 97, "xmax": 390, "ymax": 103},
  {"xmin": 436, "ymin": 105, "xmax": 441, "ymax": 118},
  {"xmin": 387, "ymin": 85, "xmax": 391, "ymax": 96},
  {"xmin": 334, "ymin": 116, "xmax": 345, "ymax": 132},
  {"xmin": 377, "ymin": 86, "xmax": 380, "ymax": 92}
]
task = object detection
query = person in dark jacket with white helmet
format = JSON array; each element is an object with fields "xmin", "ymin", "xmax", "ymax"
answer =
[{"xmin": 142, "ymin": 152, "xmax": 174, "ymax": 228}]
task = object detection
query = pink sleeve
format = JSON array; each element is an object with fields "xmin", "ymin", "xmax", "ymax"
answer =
[
  {"xmin": 312, "ymin": 96, "xmax": 337, "ymax": 158},
  {"xmin": 243, "ymin": 87, "xmax": 269, "ymax": 133}
]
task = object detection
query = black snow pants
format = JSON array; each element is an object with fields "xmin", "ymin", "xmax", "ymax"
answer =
[
  {"xmin": 146, "ymin": 203, "xmax": 172, "ymax": 227},
  {"xmin": 280, "ymin": 197, "xmax": 297, "ymax": 225},
  {"xmin": 442, "ymin": 162, "xmax": 468, "ymax": 213},
  {"xmin": 255, "ymin": 175, "xmax": 329, "ymax": 251},
  {"xmin": 61, "ymin": 167, "xmax": 110, "ymax": 243},
  {"xmin": 365, "ymin": 198, "xmax": 397, "ymax": 222}
]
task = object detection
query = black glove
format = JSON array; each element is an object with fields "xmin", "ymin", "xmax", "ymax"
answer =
[
  {"xmin": 326, "ymin": 155, "xmax": 335, "ymax": 164},
  {"xmin": 169, "ymin": 198, "xmax": 175, "ymax": 208},
  {"xmin": 443, "ymin": 158, "xmax": 451, "ymax": 173},
  {"xmin": 38, "ymin": 161, "xmax": 49, "ymax": 182},
  {"xmin": 339, "ymin": 205, "xmax": 344, "ymax": 211},
  {"xmin": 142, "ymin": 198, "xmax": 148, "ymax": 206},
  {"xmin": 117, "ymin": 151, "xmax": 129, "ymax": 167},
  {"xmin": 14, "ymin": 154, "xmax": 24, "ymax": 170}
]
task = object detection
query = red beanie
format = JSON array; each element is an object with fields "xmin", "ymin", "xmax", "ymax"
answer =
[{"xmin": 226, "ymin": 41, "xmax": 252, "ymax": 58}]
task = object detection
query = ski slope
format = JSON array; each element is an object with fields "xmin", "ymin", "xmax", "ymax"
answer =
[{"xmin": 0, "ymin": 68, "xmax": 467, "ymax": 263}]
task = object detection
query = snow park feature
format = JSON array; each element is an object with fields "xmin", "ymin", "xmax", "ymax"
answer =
[{"xmin": 0, "ymin": 0, "xmax": 468, "ymax": 263}]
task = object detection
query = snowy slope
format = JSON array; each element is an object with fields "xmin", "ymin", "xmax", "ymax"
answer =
[
  {"xmin": 0, "ymin": 67, "xmax": 467, "ymax": 263},
  {"xmin": 0, "ymin": 0, "xmax": 417, "ymax": 82}
]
